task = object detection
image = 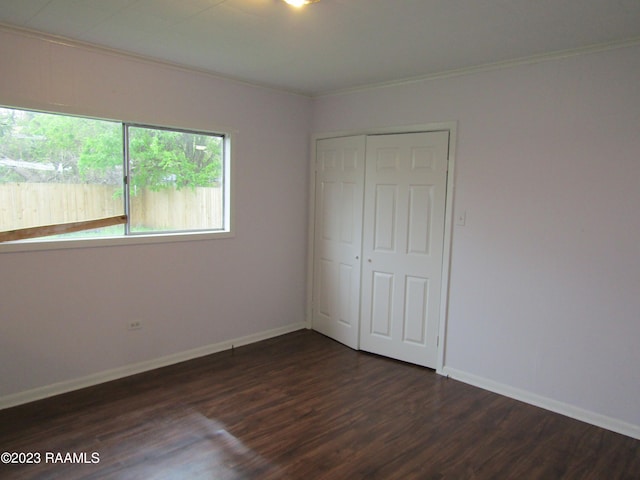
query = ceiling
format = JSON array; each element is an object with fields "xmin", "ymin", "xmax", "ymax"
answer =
[{"xmin": 1, "ymin": 0, "xmax": 639, "ymax": 96}]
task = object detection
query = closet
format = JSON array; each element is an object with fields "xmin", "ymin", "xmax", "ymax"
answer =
[{"xmin": 311, "ymin": 130, "xmax": 450, "ymax": 368}]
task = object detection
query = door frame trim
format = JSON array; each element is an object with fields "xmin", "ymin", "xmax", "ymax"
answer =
[{"xmin": 306, "ymin": 122, "xmax": 457, "ymax": 375}]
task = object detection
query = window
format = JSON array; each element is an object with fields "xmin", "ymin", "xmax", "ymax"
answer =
[{"xmin": 0, "ymin": 107, "xmax": 230, "ymax": 244}]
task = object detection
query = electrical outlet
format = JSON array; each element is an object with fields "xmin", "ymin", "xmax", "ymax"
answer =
[{"xmin": 127, "ymin": 320, "xmax": 143, "ymax": 331}]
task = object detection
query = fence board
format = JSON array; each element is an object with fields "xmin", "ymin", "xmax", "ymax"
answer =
[
  {"xmin": 0, "ymin": 183, "xmax": 222, "ymax": 231},
  {"xmin": 0, "ymin": 215, "xmax": 128, "ymax": 243},
  {"xmin": 133, "ymin": 187, "xmax": 222, "ymax": 231}
]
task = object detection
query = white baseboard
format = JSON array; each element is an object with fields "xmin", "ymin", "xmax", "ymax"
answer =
[
  {"xmin": 0, "ymin": 322, "xmax": 308, "ymax": 410},
  {"xmin": 443, "ymin": 367, "xmax": 640, "ymax": 440}
]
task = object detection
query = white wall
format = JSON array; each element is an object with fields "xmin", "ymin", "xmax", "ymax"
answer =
[
  {"xmin": 0, "ymin": 28, "xmax": 312, "ymax": 401},
  {"xmin": 313, "ymin": 44, "xmax": 640, "ymax": 437}
]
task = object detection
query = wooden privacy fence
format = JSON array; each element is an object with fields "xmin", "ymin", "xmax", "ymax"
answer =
[
  {"xmin": 0, "ymin": 183, "xmax": 222, "ymax": 231},
  {"xmin": 130, "ymin": 186, "xmax": 223, "ymax": 230}
]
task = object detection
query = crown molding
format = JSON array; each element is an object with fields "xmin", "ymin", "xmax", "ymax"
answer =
[{"xmin": 314, "ymin": 36, "xmax": 640, "ymax": 98}]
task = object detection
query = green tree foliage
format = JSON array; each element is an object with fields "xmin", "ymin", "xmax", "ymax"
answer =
[
  {"xmin": 0, "ymin": 108, "xmax": 24, "ymax": 182},
  {"xmin": 0, "ymin": 108, "xmax": 15, "ymax": 137},
  {"xmin": 0, "ymin": 107, "xmax": 222, "ymax": 191},
  {"xmin": 0, "ymin": 108, "xmax": 121, "ymax": 184},
  {"xmin": 77, "ymin": 124, "xmax": 122, "ymax": 185},
  {"xmin": 128, "ymin": 127, "xmax": 222, "ymax": 192}
]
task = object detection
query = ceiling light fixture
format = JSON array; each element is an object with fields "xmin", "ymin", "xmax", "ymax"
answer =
[{"xmin": 283, "ymin": 0, "xmax": 320, "ymax": 7}]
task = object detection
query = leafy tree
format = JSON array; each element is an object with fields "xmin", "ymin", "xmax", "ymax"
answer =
[
  {"xmin": 128, "ymin": 126, "xmax": 222, "ymax": 192},
  {"xmin": 0, "ymin": 108, "xmax": 15, "ymax": 137},
  {"xmin": 0, "ymin": 109, "xmax": 48, "ymax": 182},
  {"xmin": 78, "ymin": 123, "xmax": 122, "ymax": 185},
  {"xmin": 0, "ymin": 107, "xmax": 120, "ymax": 184},
  {"xmin": 0, "ymin": 107, "xmax": 222, "ymax": 190}
]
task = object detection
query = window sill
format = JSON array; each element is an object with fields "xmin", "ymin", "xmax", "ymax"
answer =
[{"xmin": 0, "ymin": 230, "xmax": 234, "ymax": 253}]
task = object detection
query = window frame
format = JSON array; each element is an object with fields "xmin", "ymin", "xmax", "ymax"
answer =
[{"xmin": 0, "ymin": 107, "xmax": 234, "ymax": 253}]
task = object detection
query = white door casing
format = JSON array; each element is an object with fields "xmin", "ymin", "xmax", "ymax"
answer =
[
  {"xmin": 311, "ymin": 135, "xmax": 366, "ymax": 349},
  {"xmin": 359, "ymin": 131, "xmax": 449, "ymax": 368}
]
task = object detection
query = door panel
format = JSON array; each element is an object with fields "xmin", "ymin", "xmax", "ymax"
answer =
[
  {"xmin": 312, "ymin": 136, "xmax": 366, "ymax": 349},
  {"xmin": 371, "ymin": 271, "xmax": 394, "ymax": 337},
  {"xmin": 403, "ymin": 275, "xmax": 429, "ymax": 345},
  {"xmin": 360, "ymin": 131, "xmax": 449, "ymax": 367},
  {"xmin": 374, "ymin": 185, "xmax": 398, "ymax": 251},
  {"xmin": 407, "ymin": 185, "xmax": 432, "ymax": 255}
]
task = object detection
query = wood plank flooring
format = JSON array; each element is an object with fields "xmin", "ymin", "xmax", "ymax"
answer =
[{"xmin": 0, "ymin": 329, "xmax": 638, "ymax": 479}]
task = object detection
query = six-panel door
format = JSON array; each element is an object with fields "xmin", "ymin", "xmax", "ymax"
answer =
[
  {"xmin": 359, "ymin": 131, "xmax": 449, "ymax": 367},
  {"xmin": 312, "ymin": 135, "xmax": 366, "ymax": 349}
]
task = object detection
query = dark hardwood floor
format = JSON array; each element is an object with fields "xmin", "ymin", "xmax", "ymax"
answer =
[{"xmin": 0, "ymin": 329, "xmax": 638, "ymax": 479}]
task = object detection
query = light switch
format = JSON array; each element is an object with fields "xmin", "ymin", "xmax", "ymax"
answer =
[{"xmin": 456, "ymin": 211, "xmax": 466, "ymax": 226}]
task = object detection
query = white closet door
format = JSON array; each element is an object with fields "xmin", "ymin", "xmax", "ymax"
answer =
[
  {"xmin": 359, "ymin": 131, "xmax": 449, "ymax": 368},
  {"xmin": 312, "ymin": 136, "xmax": 366, "ymax": 349}
]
